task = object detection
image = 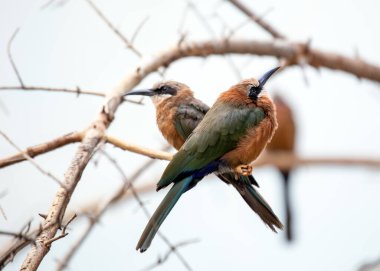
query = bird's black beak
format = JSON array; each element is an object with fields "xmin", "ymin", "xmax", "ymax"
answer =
[
  {"xmin": 258, "ymin": 66, "xmax": 281, "ymax": 88},
  {"xmin": 124, "ymin": 89, "xmax": 156, "ymax": 97}
]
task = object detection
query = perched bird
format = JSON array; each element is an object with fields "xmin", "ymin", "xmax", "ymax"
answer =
[
  {"xmin": 126, "ymin": 67, "xmax": 282, "ymax": 252},
  {"xmin": 267, "ymin": 95, "xmax": 296, "ymax": 241}
]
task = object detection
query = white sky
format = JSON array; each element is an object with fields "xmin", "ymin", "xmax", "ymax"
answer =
[{"xmin": 1, "ymin": 0, "xmax": 380, "ymax": 270}]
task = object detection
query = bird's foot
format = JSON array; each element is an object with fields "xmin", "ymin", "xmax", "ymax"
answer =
[{"xmin": 234, "ymin": 164, "xmax": 253, "ymax": 177}]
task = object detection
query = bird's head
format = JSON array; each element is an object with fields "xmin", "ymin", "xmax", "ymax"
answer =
[
  {"xmin": 242, "ymin": 66, "xmax": 281, "ymax": 101},
  {"xmin": 124, "ymin": 81, "xmax": 191, "ymax": 102}
]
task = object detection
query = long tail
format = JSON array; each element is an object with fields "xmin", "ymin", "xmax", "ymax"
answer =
[
  {"xmin": 281, "ymin": 170, "xmax": 293, "ymax": 241},
  {"xmin": 136, "ymin": 176, "xmax": 193, "ymax": 252},
  {"xmin": 221, "ymin": 173, "xmax": 283, "ymax": 232}
]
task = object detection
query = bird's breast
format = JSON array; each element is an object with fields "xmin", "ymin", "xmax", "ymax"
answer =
[
  {"xmin": 222, "ymin": 101, "xmax": 277, "ymax": 167},
  {"xmin": 156, "ymin": 100, "xmax": 185, "ymax": 150}
]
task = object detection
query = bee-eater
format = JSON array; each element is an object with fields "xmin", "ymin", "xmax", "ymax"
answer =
[
  {"xmin": 267, "ymin": 95, "xmax": 296, "ymax": 241},
  {"xmin": 126, "ymin": 67, "xmax": 282, "ymax": 252}
]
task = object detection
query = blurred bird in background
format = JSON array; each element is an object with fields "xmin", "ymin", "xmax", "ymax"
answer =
[
  {"xmin": 267, "ymin": 95, "xmax": 296, "ymax": 242},
  {"xmin": 126, "ymin": 67, "xmax": 282, "ymax": 252}
]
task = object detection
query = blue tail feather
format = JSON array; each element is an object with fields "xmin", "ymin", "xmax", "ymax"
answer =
[{"xmin": 136, "ymin": 176, "xmax": 193, "ymax": 252}]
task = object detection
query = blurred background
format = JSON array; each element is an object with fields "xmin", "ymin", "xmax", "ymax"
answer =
[{"xmin": 1, "ymin": 0, "xmax": 380, "ymax": 270}]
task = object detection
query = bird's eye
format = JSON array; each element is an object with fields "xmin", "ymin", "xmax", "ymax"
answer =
[{"xmin": 248, "ymin": 85, "xmax": 261, "ymax": 100}]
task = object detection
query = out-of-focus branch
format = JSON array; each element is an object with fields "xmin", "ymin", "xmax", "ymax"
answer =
[
  {"xmin": 0, "ymin": 130, "xmax": 65, "ymax": 187},
  {"xmin": 227, "ymin": 0, "xmax": 285, "ymax": 39},
  {"xmin": 255, "ymin": 151, "xmax": 380, "ymax": 170},
  {"xmin": 142, "ymin": 239, "xmax": 200, "ymax": 271},
  {"xmin": 0, "ymin": 222, "xmax": 42, "ymax": 269},
  {"xmin": 19, "ymin": 37, "xmax": 380, "ymax": 270},
  {"xmin": 85, "ymin": 0, "xmax": 142, "ymax": 57},
  {"xmin": 7, "ymin": 28, "xmax": 25, "ymax": 87},
  {"xmin": 0, "ymin": 131, "xmax": 83, "ymax": 169}
]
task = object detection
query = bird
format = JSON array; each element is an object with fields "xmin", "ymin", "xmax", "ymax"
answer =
[
  {"xmin": 266, "ymin": 95, "xmax": 296, "ymax": 241},
  {"xmin": 126, "ymin": 67, "xmax": 282, "ymax": 252}
]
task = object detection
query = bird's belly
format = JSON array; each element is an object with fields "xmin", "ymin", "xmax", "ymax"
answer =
[{"xmin": 222, "ymin": 117, "xmax": 276, "ymax": 167}]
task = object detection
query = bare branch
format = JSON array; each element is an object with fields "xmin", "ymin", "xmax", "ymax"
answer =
[
  {"xmin": 0, "ymin": 86, "xmax": 105, "ymax": 97},
  {"xmin": 85, "ymin": 0, "xmax": 142, "ymax": 57},
  {"xmin": 0, "ymin": 131, "xmax": 83, "ymax": 169},
  {"xmin": 44, "ymin": 214, "xmax": 77, "ymax": 247},
  {"xmin": 0, "ymin": 222, "xmax": 42, "ymax": 269},
  {"xmin": 7, "ymin": 28, "xmax": 25, "ymax": 87},
  {"xmin": 105, "ymin": 135, "xmax": 173, "ymax": 161},
  {"xmin": 130, "ymin": 16, "xmax": 150, "ymax": 44},
  {"xmin": 0, "ymin": 85, "xmax": 143, "ymax": 105},
  {"xmin": 227, "ymin": 0, "xmax": 285, "ymax": 39},
  {"xmin": 142, "ymin": 239, "xmax": 200, "ymax": 271},
  {"xmin": 0, "ymin": 130, "xmax": 66, "ymax": 187}
]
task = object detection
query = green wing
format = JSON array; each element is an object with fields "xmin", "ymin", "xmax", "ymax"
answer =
[
  {"xmin": 174, "ymin": 100, "xmax": 209, "ymax": 141},
  {"xmin": 157, "ymin": 101, "xmax": 265, "ymax": 189}
]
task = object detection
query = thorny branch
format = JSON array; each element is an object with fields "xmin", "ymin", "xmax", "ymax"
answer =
[
  {"xmin": 43, "ymin": 214, "xmax": 77, "ymax": 247},
  {"xmin": 0, "ymin": 86, "xmax": 143, "ymax": 104},
  {"xmin": 0, "ymin": 222, "xmax": 42, "ymax": 269},
  {"xmin": 0, "ymin": 131, "xmax": 83, "ymax": 169}
]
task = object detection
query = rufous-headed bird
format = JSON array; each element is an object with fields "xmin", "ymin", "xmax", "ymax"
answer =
[
  {"xmin": 267, "ymin": 95, "xmax": 296, "ymax": 241},
  {"xmin": 126, "ymin": 67, "xmax": 282, "ymax": 252}
]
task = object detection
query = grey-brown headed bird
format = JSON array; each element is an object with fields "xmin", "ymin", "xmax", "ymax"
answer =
[
  {"xmin": 126, "ymin": 67, "xmax": 283, "ymax": 252},
  {"xmin": 267, "ymin": 95, "xmax": 296, "ymax": 241}
]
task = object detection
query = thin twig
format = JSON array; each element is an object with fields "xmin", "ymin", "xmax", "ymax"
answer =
[
  {"xmin": 0, "ymin": 130, "xmax": 66, "ymax": 188},
  {"xmin": 130, "ymin": 16, "xmax": 150, "ymax": 44},
  {"xmin": 44, "ymin": 214, "xmax": 77, "ymax": 247},
  {"xmin": 142, "ymin": 239, "xmax": 200, "ymax": 271},
  {"xmin": 7, "ymin": 28, "xmax": 25, "ymax": 87},
  {"xmin": 85, "ymin": 0, "xmax": 142, "ymax": 57},
  {"xmin": 227, "ymin": 0, "xmax": 285, "ymax": 39},
  {"xmin": 0, "ymin": 85, "xmax": 143, "ymax": 104}
]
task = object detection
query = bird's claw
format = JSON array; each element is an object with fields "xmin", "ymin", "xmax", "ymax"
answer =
[{"xmin": 234, "ymin": 164, "xmax": 253, "ymax": 177}]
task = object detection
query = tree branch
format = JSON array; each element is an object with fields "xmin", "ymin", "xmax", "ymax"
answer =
[
  {"xmin": 0, "ymin": 131, "xmax": 83, "ymax": 169},
  {"xmin": 105, "ymin": 135, "xmax": 173, "ymax": 160},
  {"xmin": 7, "ymin": 28, "xmax": 25, "ymax": 87},
  {"xmin": 85, "ymin": 0, "xmax": 142, "ymax": 57},
  {"xmin": 227, "ymin": 0, "xmax": 285, "ymax": 39}
]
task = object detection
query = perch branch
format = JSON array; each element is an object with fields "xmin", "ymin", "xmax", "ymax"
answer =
[{"xmin": 105, "ymin": 135, "xmax": 173, "ymax": 160}]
